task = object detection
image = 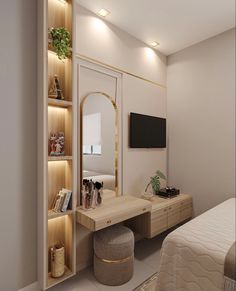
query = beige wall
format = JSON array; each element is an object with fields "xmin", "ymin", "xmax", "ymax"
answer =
[
  {"xmin": 76, "ymin": 5, "xmax": 166, "ymax": 87},
  {"xmin": 123, "ymin": 75, "xmax": 167, "ymax": 196},
  {"xmin": 167, "ymin": 28, "xmax": 235, "ymax": 216},
  {"xmin": 0, "ymin": 0, "xmax": 37, "ymax": 290}
]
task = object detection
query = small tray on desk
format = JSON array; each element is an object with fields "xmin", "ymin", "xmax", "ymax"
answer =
[
  {"xmin": 157, "ymin": 194, "xmax": 179, "ymax": 199},
  {"xmin": 158, "ymin": 188, "xmax": 180, "ymax": 199}
]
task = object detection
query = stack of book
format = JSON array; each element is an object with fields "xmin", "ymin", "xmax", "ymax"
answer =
[{"xmin": 53, "ymin": 188, "xmax": 72, "ymax": 212}]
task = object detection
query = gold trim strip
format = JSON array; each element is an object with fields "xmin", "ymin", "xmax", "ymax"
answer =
[
  {"xmin": 76, "ymin": 53, "xmax": 166, "ymax": 89},
  {"xmin": 95, "ymin": 253, "xmax": 133, "ymax": 264}
]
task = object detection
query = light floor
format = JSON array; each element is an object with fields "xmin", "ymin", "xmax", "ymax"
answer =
[
  {"xmin": 134, "ymin": 273, "xmax": 158, "ymax": 291},
  {"xmin": 49, "ymin": 234, "xmax": 166, "ymax": 291}
]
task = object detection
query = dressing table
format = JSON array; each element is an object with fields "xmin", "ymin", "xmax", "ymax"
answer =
[
  {"xmin": 76, "ymin": 191, "xmax": 192, "ymax": 234},
  {"xmin": 76, "ymin": 190, "xmax": 152, "ymax": 231}
]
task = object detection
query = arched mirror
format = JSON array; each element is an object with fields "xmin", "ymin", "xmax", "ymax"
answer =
[{"xmin": 81, "ymin": 92, "xmax": 118, "ymax": 200}]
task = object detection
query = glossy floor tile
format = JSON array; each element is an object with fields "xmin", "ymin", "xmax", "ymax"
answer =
[{"xmin": 49, "ymin": 235, "xmax": 166, "ymax": 291}]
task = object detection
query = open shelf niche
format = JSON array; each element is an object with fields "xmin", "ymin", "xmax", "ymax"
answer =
[
  {"xmin": 48, "ymin": 105, "xmax": 72, "ymax": 156},
  {"xmin": 38, "ymin": 0, "xmax": 76, "ymax": 290},
  {"xmin": 48, "ymin": 160, "xmax": 72, "ymax": 212},
  {"xmin": 47, "ymin": 0, "xmax": 72, "ymax": 103},
  {"xmin": 48, "ymin": 51, "xmax": 72, "ymax": 102},
  {"xmin": 47, "ymin": 214, "xmax": 74, "ymax": 287}
]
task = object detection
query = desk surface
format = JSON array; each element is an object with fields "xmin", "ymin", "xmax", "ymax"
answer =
[
  {"xmin": 148, "ymin": 193, "xmax": 192, "ymax": 211},
  {"xmin": 76, "ymin": 192, "xmax": 152, "ymax": 231}
]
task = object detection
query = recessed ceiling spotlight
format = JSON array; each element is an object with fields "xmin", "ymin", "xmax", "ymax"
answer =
[
  {"xmin": 98, "ymin": 8, "xmax": 110, "ymax": 18},
  {"xmin": 150, "ymin": 41, "xmax": 159, "ymax": 48}
]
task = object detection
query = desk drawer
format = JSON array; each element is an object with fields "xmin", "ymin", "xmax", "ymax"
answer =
[
  {"xmin": 95, "ymin": 205, "xmax": 150, "ymax": 231},
  {"xmin": 180, "ymin": 198, "xmax": 192, "ymax": 208},
  {"xmin": 151, "ymin": 207, "xmax": 168, "ymax": 220},
  {"xmin": 151, "ymin": 213, "xmax": 168, "ymax": 237},
  {"xmin": 180, "ymin": 198, "xmax": 192, "ymax": 222},
  {"xmin": 168, "ymin": 208, "xmax": 181, "ymax": 228},
  {"xmin": 180, "ymin": 205, "xmax": 192, "ymax": 221}
]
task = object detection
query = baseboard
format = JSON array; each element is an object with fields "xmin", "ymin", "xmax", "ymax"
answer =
[
  {"xmin": 76, "ymin": 260, "xmax": 93, "ymax": 273},
  {"xmin": 18, "ymin": 264, "xmax": 91, "ymax": 291},
  {"xmin": 18, "ymin": 281, "xmax": 40, "ymax": 291}
]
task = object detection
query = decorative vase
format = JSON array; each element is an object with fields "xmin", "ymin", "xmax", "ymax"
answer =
[
  {"xmin": 143, "ymin": 183, "xmax": 154, "ymax": 200},
  {"xmin": 50, "ymin": 245, "xmax": 65, "ymax": 278}
]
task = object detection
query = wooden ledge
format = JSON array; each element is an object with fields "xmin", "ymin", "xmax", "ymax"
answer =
[{"xmin": 76, "ymin": 195, "xmax": 152, "ymax": 231}]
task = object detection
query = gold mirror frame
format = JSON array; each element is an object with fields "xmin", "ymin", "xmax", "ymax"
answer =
[{"xmin": 80, "ymin": 92, "xmax": 119, "ymax": 202}]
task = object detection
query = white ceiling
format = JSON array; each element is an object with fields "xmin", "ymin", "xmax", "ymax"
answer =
[{"xmin": 76, "ymin": 0, "xmax": 235, "ymax": 56}]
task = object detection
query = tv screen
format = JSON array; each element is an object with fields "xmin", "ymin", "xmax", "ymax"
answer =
[{"xmin": 130, "ymin": 113, "xmax": 166, "ymax": 148}]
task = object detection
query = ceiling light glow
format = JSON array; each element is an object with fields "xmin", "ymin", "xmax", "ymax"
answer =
[
  {"xmin": 98, "ymin": 8, "xmax": 110, "ymax": 17},
  {"xmin": 150, "ymin": 41, "xmax": 159, "ymax": 48},
  {"xmin": 145, "ymin": 47, "xmax": 156, "ymax": 61}
]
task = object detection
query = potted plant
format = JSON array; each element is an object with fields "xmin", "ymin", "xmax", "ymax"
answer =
[
  {"xmin": 145, "ymin": 170, "xmax": 166, "ymax": 195},
  {"xmin": 48, "ymin": 27, "xmax": 71, "ymax": 60}
]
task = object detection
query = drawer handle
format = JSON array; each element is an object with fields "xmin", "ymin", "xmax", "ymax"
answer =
[
  {"xmin": 164, "ymin": 209, "xmax": 167, "ymax": 212},
  {"xmin": 143, "ymin": 208, "xmax": 146, "ymax": 211},
  {"xmin": 107, "ymin": 220, "xmax": 112, "ymax": 224},
  {"xmin": 169, "ymin": 207, "xmax": 172, "ymax": 210}
]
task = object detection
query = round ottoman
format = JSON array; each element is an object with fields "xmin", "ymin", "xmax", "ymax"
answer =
[{"xmin": 93, "ymin": 225, "xmax": 134, "ymax": 286}]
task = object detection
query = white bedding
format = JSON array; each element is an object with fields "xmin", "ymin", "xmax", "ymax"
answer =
[{"xmin": 156, "ymin": 198, "xmax": 236, "ymax": 291}]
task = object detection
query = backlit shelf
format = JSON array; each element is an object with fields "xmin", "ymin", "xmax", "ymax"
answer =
[
  {"xmin": 48, "ymin": 156, "xmax": 72, "ymax": 162},
  {"xmin": 48, "ymin": 209, "xmax": 73, "ymax": 220},
  {"xmin": 48, "ymin": 266, "xmax": 74, "ymax": 289},
  {"xmin": 48, "ymin": 98, "xmax": 72, "ymax": 108},
  {"xmin": 48, "ymin": 46, "xmax": 73, "ymax": 57}
]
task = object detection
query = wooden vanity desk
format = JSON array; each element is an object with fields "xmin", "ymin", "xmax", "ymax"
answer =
[
  {"xmin": 76, "ymin": 191, "xmax": 192, "ymax": 237},
  {"xmin": 126, "ymin": 193, "xmax": 192, "ymax": 238},
  {"xmin": 76, "ymin": 191, "xmax": 152, "ymax": 231}
]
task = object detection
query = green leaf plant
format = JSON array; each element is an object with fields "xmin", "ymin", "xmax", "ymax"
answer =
[
  {"xmin": 145, "ymin": 170, "xmax": 166, "ymax": 195},
  {"xmin": 48, "ymin": 27, "xmax": 71, "ymax": 60}
]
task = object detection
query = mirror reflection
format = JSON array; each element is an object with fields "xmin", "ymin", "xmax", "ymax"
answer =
[{"xmin": 82, "ymin": 93, "xmax": 117, "ymax": 194}]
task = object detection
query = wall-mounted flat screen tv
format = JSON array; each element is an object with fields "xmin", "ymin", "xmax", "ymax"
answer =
[{"xmin": 130, "ymin": 112, "xmax": 166, "ymax": 148}]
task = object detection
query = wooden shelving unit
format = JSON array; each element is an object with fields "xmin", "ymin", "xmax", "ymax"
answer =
[
  {"xmin": 38, "ymin": 0, "xmax": 76, "ymax": 290},
  {"xmin": 48, "ymin": 155, "xmax": 73, "ymax": 161},
  {"xmin": 48, "ymin": 209, "xmax": 74, "ymax": 220},
  {"xmin": 48, "ymin": 98, "xmax": 73, "ymax": 108}
]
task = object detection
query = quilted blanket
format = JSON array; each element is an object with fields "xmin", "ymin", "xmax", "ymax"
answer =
[{"xmin": 156, "ymin": 198, "xmax": 236, "ymax": 291}]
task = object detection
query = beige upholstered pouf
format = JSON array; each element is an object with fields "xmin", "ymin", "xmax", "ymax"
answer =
[{"xmin": 94, "ymin": 225, "xmax": 134, "ymax": 286}]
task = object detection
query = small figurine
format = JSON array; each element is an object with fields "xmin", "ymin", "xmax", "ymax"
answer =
[
  {"xmin": 48, "ymin": 132, "xmax": 65, "ymax": 156},
  {"xmin": 48, "ymin": 75, "xmax": 64, "ymax": 100},
  {"xmin": 55, "ymin": 142, "xmax": 62, "ymax": 154}
]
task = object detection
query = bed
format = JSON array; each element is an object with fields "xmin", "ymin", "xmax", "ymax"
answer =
[
  {"xmin": 83, "ymin": 170, "xmax": 115, "ymax": 191},
  {"xmin": 156, "ymin": 198, "xmax": 236, "ymax": 291}
]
